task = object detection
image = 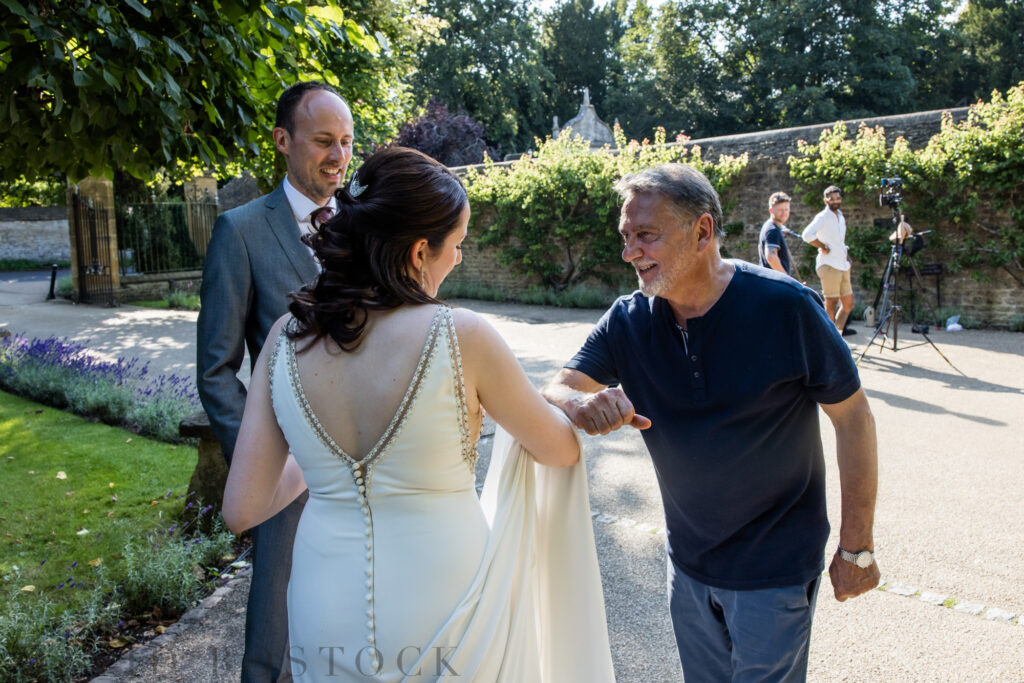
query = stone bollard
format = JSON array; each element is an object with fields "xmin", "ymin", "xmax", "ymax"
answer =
[{"xmin": 179, "ymin": 410, "xmax": 228, "ymax": 531}]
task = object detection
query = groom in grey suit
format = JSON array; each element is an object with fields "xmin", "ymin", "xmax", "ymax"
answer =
[{"xmin": 197, "ymin": 81, "xmax": 354, "ymax": 681}]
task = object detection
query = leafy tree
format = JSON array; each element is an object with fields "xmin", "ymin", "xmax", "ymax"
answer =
[
  {"xmin": 393, "ymin": 100, "xmax": 496, "ymax": 166},
  {"xmin": 0, "ymin": 174, "xmax": 65, "ymax": 206},
  {"xmin": 603, "ymin": 0, "xmax": 671, "ymax": 140},
  {"xmin": 956, "ymin": 0, "xmax": 1024, "ymax": 100},
  {"xmin": 885, "ymin": 0, "xmax": 969, "ymax": 110},
  {"xmin": 411, "ymin": 0, "xmax": 551, "ymax": 154},
  {"xmin": 0, "ymin": 0, "xmax": 426, "ymax": 185},
  {"xmin": 540, "ymin": 0, "xmax": 616, "ymax": 126}
]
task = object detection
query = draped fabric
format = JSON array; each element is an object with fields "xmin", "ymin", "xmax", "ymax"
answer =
[{"xmin": 405, "ymin": 426, "xmax": 616, "ymax": 682}]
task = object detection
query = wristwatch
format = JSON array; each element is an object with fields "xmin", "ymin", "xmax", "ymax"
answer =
[{"xmin": 837, "ymin": 547, "xmax": 875, "ymax": 568}]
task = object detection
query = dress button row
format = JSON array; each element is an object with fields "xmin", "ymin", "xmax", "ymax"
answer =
[{"xmin": 354, "ymin": 463, "xmax": 375, "ymax": 658}]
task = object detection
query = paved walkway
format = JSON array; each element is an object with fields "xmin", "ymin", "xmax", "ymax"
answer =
[{"xmin": 3, "ymin": 271, "xmax": 1023, "ymax": 682}]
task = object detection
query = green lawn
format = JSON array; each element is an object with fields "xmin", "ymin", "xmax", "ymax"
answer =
[
  {"xmin": 130, "ymin": 299, "xmax": 172, "ymax": 309},
  {"xmin": 0, "ymin": 390, "xmax": 197, "ymax": 611}
]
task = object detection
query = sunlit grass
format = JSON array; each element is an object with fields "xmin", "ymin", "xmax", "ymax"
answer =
[{"xmin": 0, "ymin": 391, "xmax": 195, "ymax": 611}]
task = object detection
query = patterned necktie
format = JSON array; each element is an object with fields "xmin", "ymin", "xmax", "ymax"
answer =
[{"xmin": 308, "ymin": 205, "xmax": 334, "ymax": 225}]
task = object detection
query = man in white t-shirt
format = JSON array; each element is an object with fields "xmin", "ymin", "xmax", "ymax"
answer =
[{"xmin": 802, "ymin": 185, "xmax": 856, "ymax": 336}]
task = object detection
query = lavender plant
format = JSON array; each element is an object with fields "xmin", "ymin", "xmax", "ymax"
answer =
[
  {"xmin": 0, "ymin": 335, "xmax": 200, "ymax": 442},
  {"xmin": 121, "ymin": 517, "xmax": 234, "ymax": 615}
]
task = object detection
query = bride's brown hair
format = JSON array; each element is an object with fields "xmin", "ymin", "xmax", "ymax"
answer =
[{"xmin": 286, "ymin": 146, "xmax": 467, "ymax": 351}]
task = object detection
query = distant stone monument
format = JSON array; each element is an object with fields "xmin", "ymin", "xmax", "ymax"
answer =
[{"xmin": 553, "ymin": 88, "xmax": 616, "ymax": 148}]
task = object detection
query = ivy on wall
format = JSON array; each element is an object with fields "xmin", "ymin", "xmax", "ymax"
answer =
[
  {"xmin": 464, "ymin": 127, "xmax": 748, "ymax": 291},
  {"xmin": 787, "ymin": 83, "xmax": 1024, "ymax": 290}
]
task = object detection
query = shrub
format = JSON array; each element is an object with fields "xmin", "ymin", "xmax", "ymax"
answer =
[
  {"xmin": 1009, "ymin": 313, "xmax": 1024, "ymax": 332},
  {"xmin": 166, "ymin": 289, "xmax": 200, "ymax": 311},
  {"xmin": 394, "ymin": 100, "xmax": 497, "ymax": 167},
  {"xmin": 56, "ymin": 276, "xmax": 73, "ymax": 298},
  {"xmin": 121, "ymin": 520, "xmax": 235, "ymax": 615},
  {"xmin": 464, "ymin": 126, "xmax": 748, "ymax": 292},
  {"xmin": 0, "ymin": 567, "xmax": 117, "ymax": 682},
  {"xmin": 787, "ymin": 83, "xmax": 1024, "ymax": 296}
]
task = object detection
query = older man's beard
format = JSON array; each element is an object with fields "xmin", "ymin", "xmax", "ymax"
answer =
[
  {"xmin": 635, "ymin": 259, "xmax": 681, "ymax": 298},
  {"xmin": 637, "ymin": 271, "xmax": 663, "ymax": 297}
]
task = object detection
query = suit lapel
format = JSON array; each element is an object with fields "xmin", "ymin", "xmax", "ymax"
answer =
[{"xmin": 263, "ymin": 183, "xmax": 319, "ymax": 284}]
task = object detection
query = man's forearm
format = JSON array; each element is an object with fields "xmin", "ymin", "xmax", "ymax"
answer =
[
  {"xmin": 835, "ymin": 405, "xmax": 878, "ymax": 549},
  {"xmin": 540, "ymin": 380, "xmax": 585, "ymax": 416}
]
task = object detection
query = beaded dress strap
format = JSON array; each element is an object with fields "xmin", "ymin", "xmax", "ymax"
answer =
[{"xmin": 442, "ymin": 306, "xmax": 478, "ymax": 472}]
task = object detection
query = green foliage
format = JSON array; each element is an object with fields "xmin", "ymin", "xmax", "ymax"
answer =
[
  {"xmin": 0, "ymin": 259, "xmax": 68, "ymax": 271},
  {"xmin": 957, "ymin": 0, "xmax": 1024, "ymax": 100},
  {"xmin": 441, "ymin": 279, "xmax": 624, "ymax": 308},
  {"xmin": 0, "ymin": 572, "xmax": 116, "ymax": 682},
  {"xmin": 115, "ymin": 202, "xmax": 202, "ymax": 274},
  {"xmin": 0, "ymin": 0, "xmax": 425, "ymax": 185},
  {"xmin": 1007, "ymin": 313, "xmax": 1024, "ymax": 332},
  {"xmin": 464, "ymin": 126, "xmax": 747, "ymax": 290},
  {"xmin": 540, "ymin": 0, "xmax": 616, "ymax": 124},
  {"xmin": 166, "ymin": 290, "xmax": 201, "ymax": 311},
  {"xmin": 121, "ymin": 522, "xmax": 235, "ymax": 615},
  {"xmin": 412, "ymin": 0, "xmax": 551, "ymax": 153},
  {"xmin": 517, "ymin": 283, "xmax": 624, "ymax": 309},
  {"xmin": 56, "ymin": 275, "xmax": 72, "ymax": 298},
  {"xmin": 787, "ymin": 83, "xmax": 1024, "ymax": 287},
  {"xmin": 596, "ymin": 0, "xmax": 999, "ymax": 141},
  {"xmin": 0, "ymin": 175, "xmax": 65, "ymax": 207}
]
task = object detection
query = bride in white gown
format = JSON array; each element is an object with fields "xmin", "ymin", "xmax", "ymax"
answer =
[{"xmin": 223, "ymin": 147, "xmax": 615, "ymax": 681}]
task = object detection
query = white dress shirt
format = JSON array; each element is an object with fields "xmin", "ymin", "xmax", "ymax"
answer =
[{"xmin": 282, "ymin": 175, "xmax": 337, "ymax": 262}]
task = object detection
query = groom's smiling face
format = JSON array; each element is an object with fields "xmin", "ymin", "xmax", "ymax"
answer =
[{"xmin": 273, "ymin": 89, "xmax": 355, "ymax": 206}]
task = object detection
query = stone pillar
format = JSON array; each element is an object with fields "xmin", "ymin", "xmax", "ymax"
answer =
[{"xmin": 179, "ymin": 409, "xmax": 228, "ymax": 532}]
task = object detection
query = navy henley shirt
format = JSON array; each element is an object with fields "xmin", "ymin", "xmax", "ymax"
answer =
[{"xmin": 567, "ymin": 260, "xmax": 861, "ymax": 589}]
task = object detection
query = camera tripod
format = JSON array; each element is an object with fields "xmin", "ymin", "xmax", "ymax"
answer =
[{"xmin": 856, "ymin": 232, "xmax": 963, "ymax": 374}]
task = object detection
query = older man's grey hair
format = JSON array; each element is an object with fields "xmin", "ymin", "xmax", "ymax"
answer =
[{"xmin": 614, "ymin": 164, "xmax": 725, "ymax": 239}]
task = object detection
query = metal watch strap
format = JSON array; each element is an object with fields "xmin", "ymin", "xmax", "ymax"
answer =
[
  {"xmin": 837, "ymin": 547, "xmax": 857, "ymax": 563},
  {"xmin": 838, "ymin": 546, "xmax": 873, "ymax": 566}
]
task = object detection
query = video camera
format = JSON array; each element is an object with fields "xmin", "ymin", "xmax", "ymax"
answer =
[{"xmin": 879, "ymin": 177, "xmax": 903, "ymax": 207}]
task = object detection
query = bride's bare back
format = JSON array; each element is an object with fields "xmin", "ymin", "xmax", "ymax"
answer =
[{"xmin": 294, "ymin": 304, "xmax": 482, "ymax": 460}]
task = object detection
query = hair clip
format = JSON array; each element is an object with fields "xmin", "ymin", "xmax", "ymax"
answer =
[{"xmin": 349, "ymin": 175, "xmax": 367, "ymax": 198}]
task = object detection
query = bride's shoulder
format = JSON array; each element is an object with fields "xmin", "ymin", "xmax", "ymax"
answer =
[
  {"xmin": 448, "ymin": 305, "xmax": 488, "ymax": 335},
  {"xmin": 447, "ymin": 306, "xmax": 503, "ymax": 351}
]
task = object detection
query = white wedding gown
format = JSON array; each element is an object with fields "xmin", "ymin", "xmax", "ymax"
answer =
[{"xmin": 269, "ymin": 306, "xmax": 615, "ymax": 682}]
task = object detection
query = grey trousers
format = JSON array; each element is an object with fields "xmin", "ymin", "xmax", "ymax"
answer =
[{"xmin": 240, "ymin": 491, "xmax": 308, "ymax": 683}]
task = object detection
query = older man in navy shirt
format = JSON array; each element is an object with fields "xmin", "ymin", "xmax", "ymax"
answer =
[{"xmin": 543, "ymin": 164, "xmax": 879, "ymax": 682}]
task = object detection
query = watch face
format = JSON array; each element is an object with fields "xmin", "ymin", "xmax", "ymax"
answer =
[{"xmin": 855, "ymin": 552, "xmax": 874, "ymax": 568}]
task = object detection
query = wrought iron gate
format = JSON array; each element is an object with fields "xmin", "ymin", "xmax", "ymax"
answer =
[{"xmin": 69, "ymin": 191, "xmax": 115, "ymax": 306}]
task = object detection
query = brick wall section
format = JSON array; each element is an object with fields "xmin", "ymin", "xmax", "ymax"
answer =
[
  {"xmin": 0, "ymin": 207, "xmax": 71, "ymax": 262},
  {"xmin": 452, "ymin": 107, "xmax": 1024, "ymax": 326}
]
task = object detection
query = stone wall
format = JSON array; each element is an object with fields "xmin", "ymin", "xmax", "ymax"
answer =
[
  {"xmin": 451, "ymin": 106, "xmax": 1024, "ymax": 326},
  {"xmin": 117, "ymin": 271, "xmax": 202, "ymax": 303},
  {"xmin": 0, "ymin": 207, "xmax": 71, "ymax": 262}
]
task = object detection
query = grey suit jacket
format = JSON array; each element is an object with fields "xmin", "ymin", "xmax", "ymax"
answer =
[{"xmin": 196, "ymin": 182, "xmax": 319, "ymax": 462}]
